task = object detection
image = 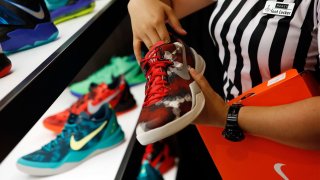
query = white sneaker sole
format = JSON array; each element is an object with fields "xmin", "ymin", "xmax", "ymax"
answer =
[{"xmin": 16, "ymin": 139, "xmax": 125, "ymax": 176}]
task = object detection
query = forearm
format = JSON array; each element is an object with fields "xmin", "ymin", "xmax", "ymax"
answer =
[
  {"xmin": 163, "ymin": 0, "xmax": 215, "ymax": 19},
  {"xmin": 238, "ymin": 96, "xmax": 320, "ymax": 150}
]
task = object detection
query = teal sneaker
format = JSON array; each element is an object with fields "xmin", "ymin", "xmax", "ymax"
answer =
[
  {"xmin": 137, "ymin": 161, "xmax": 164, "ymax": 180},
  {"xmin": 17, "ymin": 103, "xmax": 124, "ymax": 176},
  {"xmin": 70, "ymin": 55, "xmax": 146, "ymax": 97}
]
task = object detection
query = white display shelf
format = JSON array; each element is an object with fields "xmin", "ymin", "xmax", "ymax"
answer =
[
  {"xmin": 0, "ymin": 84, "xmax": 143, "ymax": 180},
  {"xmin": 0, "ymin": 0, "xmax": 114, "ymax": 101},
  {"xmin": 0, "ymin": 84, "xmax": 177, "ymax": 179}
]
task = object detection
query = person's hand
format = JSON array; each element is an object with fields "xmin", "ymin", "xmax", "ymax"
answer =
[
  {"xmin": 128, "ymin": 0, "xmax": 187, "ymax": 60},
  {"xmin": 189, "ymin": 67, "xmax": 230, "ymax": 127}
]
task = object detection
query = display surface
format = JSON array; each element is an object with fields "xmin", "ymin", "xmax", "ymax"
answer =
[
  {"xmin": 43, "ymin": 75, "xmax": 137, "ymax": 133},
  {"xmin": 0, "ymin": 0, "xmax": 113, "ymax": 101},
  {"xmin": 0, "ymin": 85, "xmax": 144, "ymax": 179},
  {"xmin": 0, "ymin": 0, "xmax": 59, "ymax": 54},
  {"xmin": 69, "ymin": 55, "xmax": 146, "ymax": 97},
  {"xmin": 0, "ymin": 0, "xmax": 127, "ymax": 162},
  {"xmin": 17, "ymin": 103, "xmax": 125, "ymax": 176},
  {"xmin": 0, "ymin": 85, "xmax": 177, "ymax": 179}
]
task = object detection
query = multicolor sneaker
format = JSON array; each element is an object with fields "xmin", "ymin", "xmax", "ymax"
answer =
[
  {"xmin": 0, "ymin": 53, "xmax": 12, "ymax": 78},
  {"xmin": 43, "ymin": 75, "xmax": 136, "ymax": 133},
  {"xmin": 43, "ymin": 83, "xmax": 96, "ymax": 133},
  {"xmin": 0, "ymin": 0, "xmax": 59, "ymax": 54},
  {"xmin": 69, "ymin": 55, "xmax": 146, "ymax": 97},
  {"xmin": 17, "ymin": 103, "xmax": 125, "ymax": 176},
  {"xmin": 136, "ymin": 38, "xmax": 206, "ymax": 145},
  {"xmin": 45, "ymin": 0, "xmax": 95, "ymax": 24},
  {"xmin": 137, "ymin": 161, "xmax": 164, "ymax": 180},
  {"xmin": 137, "ymin": 141, "xmax": 176, "ymax": 180}
]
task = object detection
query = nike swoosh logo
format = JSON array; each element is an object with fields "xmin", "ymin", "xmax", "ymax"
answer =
[
  {"xmin": 87, "ymin": 90, "xmax": 121, "ymax": 114},
  {"xmin": 166, "ymin": 43, "xmax": 191, "ymax": 80},
  {"xmin": 70, "ymin": 121, "xmax": 108, "ymax": 150},
  {"xmin": 6, "ymin": 0, "xmax": 45, "ymax": 19},
  {"xmin": 274, "ymin": 163, "xmax": 289, "ymax": 180}
]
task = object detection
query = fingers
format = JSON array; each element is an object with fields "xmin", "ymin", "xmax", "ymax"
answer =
[
  {"xmin": 157, "ymin": 23, "xmax": 171, "ymax": 43},
  {"xmin": 147, "ymin": 28, "xmax": 162, "ymax": 45},
  {"xmin": 129, "ymin": 1, "xmax": 186, "ymax": 61},
  {"xmin": 133, "ymin": 39, "xmax": 142, "ymax": 61},
  {"xmin": 139, "ymin": 32, "xmax": 153, "ymax": 49},
  {"xmin": 164, "ymin": 6, "xmax": 187, "ymax": 36}
]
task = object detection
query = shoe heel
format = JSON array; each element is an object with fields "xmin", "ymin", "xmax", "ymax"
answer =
[
  {"xmin": 97, "ymin": 127, "xmax": 125, "ymax": 149},
  {"xmin": 114, "ymin": 84, "xmax": 137, "ymax": 113}
]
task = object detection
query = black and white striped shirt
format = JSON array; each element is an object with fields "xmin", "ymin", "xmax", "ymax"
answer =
[{"xmin": 209, "ymin": 0, "xmax": 319, "ymax": 100}]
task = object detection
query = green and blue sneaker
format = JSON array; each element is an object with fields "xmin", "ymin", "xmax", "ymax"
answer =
[
  {"xmin": 16, "ymin": 103, "xmax": 124, "ymax": 176},
  {"xmin": 69, "ymin": 55, "xmax": 146, "ymax": 97},
  {"xmin": 111, "ymin": 55, "xmax": 146, "ymax": 86},
  {"xmin": 45, "ymin": 0, "xmax": 96, "ymax": 24}
]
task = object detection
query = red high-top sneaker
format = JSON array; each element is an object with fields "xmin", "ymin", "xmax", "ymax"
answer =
[{"xmin": 136, "ymin": 38, "xmax": 206, "ymax": 145}]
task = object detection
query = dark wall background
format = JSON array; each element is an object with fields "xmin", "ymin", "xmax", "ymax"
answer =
[{"xmin": 71, "ymin": 16, "xmax": 134, "ymax": 83}]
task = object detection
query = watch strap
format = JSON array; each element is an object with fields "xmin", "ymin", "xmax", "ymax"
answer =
[{"xmin": 222, "ymin": 103, "xmax": 245, "ymax": 142}]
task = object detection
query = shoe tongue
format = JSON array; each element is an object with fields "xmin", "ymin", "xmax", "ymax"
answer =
[
  {"xmin": 145, "ymin": 41, "xmax": 165, "ymax": 65},
  {"xmin": 79, "ymin": 111, "xmax": 90, "ymax": 120},
  {"xmin": 66, "ymin": 113, "xmax": 79, "ymax": 124},
  {"xmin": 66, "ymin": 111, "xmax": 89, "ymax": 125},
  {"xmin": 141, "ymin": 41, "xmax": 167, "ymax": 73},
  {"xmin": 144, "ymin": 41, "xmax": 165, "ymax": 59},
  {"xmin": 89, "ymin": 82, "xmax": 98, "ymax": 91},
  {"xmin": 95, "ymin": 82, "xmax": 108, "ymax": 91}
]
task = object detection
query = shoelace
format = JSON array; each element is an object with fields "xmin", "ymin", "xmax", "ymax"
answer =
[
  {"xmin": 42, "ymin": 126, "xmax": 76, "ymax": 151},
  {"xmin": 141, "ymin": 53, "xmax": 173, "ymax": 106}
]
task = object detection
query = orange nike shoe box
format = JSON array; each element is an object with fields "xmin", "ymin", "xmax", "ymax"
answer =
[{"xmin": 197, "ymin": 69, "xmax": 320, "ymax": 179}]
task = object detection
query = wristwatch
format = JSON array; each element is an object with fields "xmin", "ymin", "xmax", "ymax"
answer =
[{"xmin": 222, "ymin": 103, "xmax": 245, "ymax": 142}]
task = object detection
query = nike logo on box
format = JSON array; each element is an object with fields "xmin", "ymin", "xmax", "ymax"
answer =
[
  {"xmin": 70, "ymin": 121, "xmax": 108, "ymax": 151},
  {"xmin": 6, "ymin": 0, "xmax": 45, "ymax": 19},
  {"xmin": 87, "ymin": 90, "xmax": 121, "ymax": 114},
  {"xmin": 274, "ymin": 163, "xmax": 289, "ymax": 180}
]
